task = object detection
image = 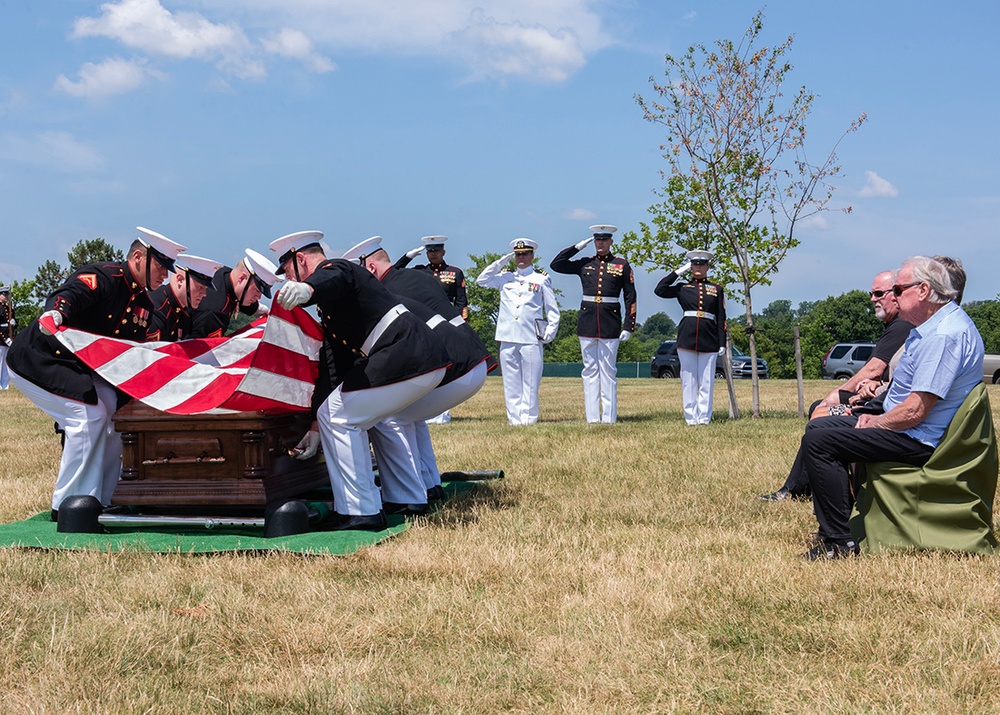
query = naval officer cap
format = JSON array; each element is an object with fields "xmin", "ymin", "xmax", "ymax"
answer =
[
  {"xmin": 269, "ymin": 230, "xmax": 325, "ymax": 275},
  {"xmin": 422, "ymin": 235, "xmax": 448, "ymax": 250},
  {"xmin": 685, "ymin": 249, "xmax": 714, "ymax": 264},
  {"xmin": 510, "ymin": 238, "xmax": 538, "ymax": 253},
  {"xmin": 136, "ymin": 226, "xmax": 186, "ymax": 271},
  {"xmin": 589, "ymin": 224, "xmax": 618, "ymax": 239},
  {"xmin": 174, "ymin": 254, "xmax": 222, "ymax": 286},
  {"xmin": 243, "ymin": 249, "xmax": 281, "ymax": 298},
  {"xmin": 341, "ymin": 236, "xmax": 386, "ymax": 264},
  {"xmin": 0, "ymin": 285, "xmax": 9, "ymax": 294}
]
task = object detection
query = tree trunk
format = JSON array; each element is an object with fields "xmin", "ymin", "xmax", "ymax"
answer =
[{"xmin": 744, "ymin": 288, "xmax": 761, "ymax": 417}]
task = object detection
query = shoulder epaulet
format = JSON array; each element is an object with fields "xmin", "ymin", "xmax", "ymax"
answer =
[{"xmin": 536, "ymin": 269, "xmax": 549, "ymax": 276}]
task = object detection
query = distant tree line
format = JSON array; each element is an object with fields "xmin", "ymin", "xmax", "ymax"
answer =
[{"xmin": 8, "ymin": 241, "xmax": 1000, "ymax": 377}]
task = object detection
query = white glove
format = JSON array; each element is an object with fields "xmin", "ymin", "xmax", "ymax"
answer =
[
  {"xmin": 405, "ymin": 246, "xmax": 424, "ymax": 259},
  {"xmin": 277, "ymin": 281, "xmax": 314, "ymax": 309},
  {"xmin": 619, "ymin": 330, "xmax": 631, "ymax": 342},
  {"xmin": 574, "ymin": 236, "xmax": 595, "ymax": 251},
  {"xmin": 39, "ymin": 310, "xmax": 63, "ymax": 336},
  {"xmin": 291, "ymin": 430, "xmax": 320, "ymax": 460},
  {"xmin": 9, "ymin": 318, "xmax": 15, "ymax": 327},
  {"xmin": 718, "ymin": 346, "xmax": 726, "ymax": 356},
  {"xmin": 674, "ymin": 262, "xmax": 692, "ymax": 276}
]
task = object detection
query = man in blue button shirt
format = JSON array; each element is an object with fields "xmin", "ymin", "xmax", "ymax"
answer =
[{"xmin": 800, "ymin": 256, "xmax": 984, "ymax": 560}]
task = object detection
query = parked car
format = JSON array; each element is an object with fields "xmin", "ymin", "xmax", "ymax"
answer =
[
  {"xmin": 821, "ymin": 342, "xmax": 875, "ymax": 380},
  {"xmin": 650, "ymin": 340, "xmax": 769, "ymax": 379},
  {"xmin": 984, "ymin": 354, "xmax": 1000, "ymax": 384}
]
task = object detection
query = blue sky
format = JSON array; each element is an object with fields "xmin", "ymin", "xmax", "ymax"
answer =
[{"xmin": 2, "ymin": 1, "xmax": 998, "ymax": 326}]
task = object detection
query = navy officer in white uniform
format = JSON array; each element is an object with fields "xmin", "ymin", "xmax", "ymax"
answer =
[
  {"xmin": 476, "ymin": 239, "xmax": 560, "ymax": 426},
  {"xmin": 271, "ymin": 231, "xmax": 450, "ymax": 530}
]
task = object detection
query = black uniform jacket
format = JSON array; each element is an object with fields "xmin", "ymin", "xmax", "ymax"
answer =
[
  {"xmin": 550, "ymin": 246, "xmax": 637, "ymax": 338},
  {"xmin": 380, "ymin": 267, "xmax": 489, "ymax": 383},
  {"xmin": 304, "ymin": 259, "xmax": 450, "ymax": 412},
  {"xmin": 392, "ymin": 255, "xmax": 468, "ymax": 312},
  {"xmin": 147, "ymin": 283, "xmax": 193, "ymax": 342},
  {"xmin": 7, "ymin": 261, "xmax": 154, "ymax": 403},
  {"xmin": 189, "ymin": 267, "xmax": 259, "ymax": 339},
  {"xmin": 654, "ymin": 270, "xmax": 727, "ymax": 353}
]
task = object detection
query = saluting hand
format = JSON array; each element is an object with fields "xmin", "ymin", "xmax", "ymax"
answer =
[
  {"xmin": 675, "ymin": 262, "xmax": 692, "ymax": 276},
  {"xmin": 574, "ymin": 236, "xmax": 595, "ymax": 251},
  {"xmin": 276, "ymin": 281, "xmax": 314, "ymax": 309},
  {"xmin": 404, "ymin": 246, "xmax": 424, "ymax": 259}
]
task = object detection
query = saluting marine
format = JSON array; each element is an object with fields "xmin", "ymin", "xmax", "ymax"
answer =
[
  {"xmin": 393, "ymin": 235, "xmax": 469, "ymax": 320},
  {"xmin": 147, "ymin": 254, "xmax": 223, "ymax": 342},
  {"xmin": 7, "ymin": 227, "xmax": 185, "ymax": 517},
  {"xmin": 477, "ymin": 238, "xmax": 560, "ymax": 426},
  {"xmin": 0, "ymin": 284, "xmax": 15, "ymax": 389},
  {"xmin": 654, "ymin": 249, "xmax": 728, "ymax": 425},
  {"xmin": 550, "ymin": 224, "xmax": 637, "ymax": 424}
]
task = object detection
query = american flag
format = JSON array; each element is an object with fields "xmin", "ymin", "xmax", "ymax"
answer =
[{"xmin": 44, "ymin": 303, "xmax": 324, "ymax": 414}]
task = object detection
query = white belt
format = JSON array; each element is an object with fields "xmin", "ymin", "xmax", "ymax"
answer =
[
  {"xmin": 362, "ymin": 304, "xmax": 408, "ymax": 355},
  {"xmin": 683, "ymin": 310, "xmax": 715, "ymax": 320},
  {"xmin": 582, "ymin": 295, "xmax": 619, "ymax": 304},
  {"xmin": 426, "ymin": 314, "xmax": 446, "ymax": 329}
]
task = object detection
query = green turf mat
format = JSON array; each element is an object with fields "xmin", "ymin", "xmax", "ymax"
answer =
[{"xmin": 0, "ymin": 480, "xmax": 480, "ymax": 555}]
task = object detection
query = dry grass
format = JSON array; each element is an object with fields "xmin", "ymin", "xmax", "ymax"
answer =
[{"xmin": 2, "ymin": 379, "xmax": 1000, "ymax": 714}]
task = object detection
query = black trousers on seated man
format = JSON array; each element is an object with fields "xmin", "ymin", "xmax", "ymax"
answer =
[{"xmin": 802, "ymin": 415, "xmax": 935, "ymax": 544}]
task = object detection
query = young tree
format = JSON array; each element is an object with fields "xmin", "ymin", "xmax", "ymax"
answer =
[{"xmin": 617, "ymin": 10, "xmax": 865, "ymax": 416}]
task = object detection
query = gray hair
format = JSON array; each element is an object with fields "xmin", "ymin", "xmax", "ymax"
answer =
[
  {"xmin": 901, "ymin": 256, "xmax": 955, "ymax": 304},
  {"xmin": 932, "ymin": 255, "xmax": 965, "ymax": 305}
]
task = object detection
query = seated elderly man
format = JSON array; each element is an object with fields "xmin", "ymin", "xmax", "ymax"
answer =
[{"xmin": 799, "ymin": 256, "xmax": 983, "ymax": 560}]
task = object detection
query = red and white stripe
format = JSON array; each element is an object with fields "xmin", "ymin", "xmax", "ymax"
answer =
[{"xmin": 50, "ymin": 303, "xmax": 324, "ymax": 414}]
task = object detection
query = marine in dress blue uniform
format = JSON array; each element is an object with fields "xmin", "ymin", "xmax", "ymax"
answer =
[
  {"xmin": 0, "ymin": 285, "xmax": 15, "ymax": 390},
  {"xmin": 7, "ymin": 227, "xmax": 185, "ymax": 514},
  {"xmin": 550, "ymin": 225, "xmax": 637, "ymax": 423},
  {"xmin": 271, "ymin": 231, "xmax": 450, "ymax": 530},
  {"xmin": 477, "ymin": 239, "xmax": 560, "ymax": 425},
  {"xmin": 346, "ymin": 237, "xmax": 490, "ymax": 512},
  {"xmin": 654, "ymin": 249, "xmax": 727, "ymax": 425},
  {"xmin": 392, "ymin": 235, "xmax": 469, "ymax": 320},
  {"xmin": 189, "ymin": 250, "xmax": 277, "ymax": 339},
  {"xmin": 147, "ymin": 254, "xmax": 223, "ymax": 342}
]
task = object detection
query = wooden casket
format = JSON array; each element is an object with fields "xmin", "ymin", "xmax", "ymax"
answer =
[{"xmin": 110, "ymin": 401, "xmax": 328, "ymax": 509}]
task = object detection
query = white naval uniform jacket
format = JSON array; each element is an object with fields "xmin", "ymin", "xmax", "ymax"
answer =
[{"xmin": 477, "ymin": 259, "xmax": 560, "ymax": 345}]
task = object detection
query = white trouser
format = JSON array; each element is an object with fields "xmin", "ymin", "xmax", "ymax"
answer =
[
  {"xmin": 579, "ymin": 337, "xmax": 620, "ymax": 423},
  {"xmin": 0, "ymin": 344, "xmax": 9, "ymax": 389},
  {"xmin": 678, "ymin": 348, "xmax": 716, "ymax": 425},
  {"xmin": 10, "ymin": 369, "xmax": 122, "ymax": 509},
  {"xmin": 499, "ymin": 341, "xmax": 544, "ymax": 425},
  {"xmin": 315, "ymin": 368, "xmax": 446, "ymax": 516},
  {"xmin": 370, "ymin": 362, "xmax": 488, "ymax": 503}
]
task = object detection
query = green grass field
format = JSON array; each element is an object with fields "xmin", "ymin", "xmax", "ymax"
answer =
[{"xmin": 2, "ymin": 378, "xmax": 999, "ymax": 714}]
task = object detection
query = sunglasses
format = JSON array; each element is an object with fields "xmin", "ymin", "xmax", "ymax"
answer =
[
  {"xmin": 869, "ymin": 289, "xmax": 890, "ymax": 299},
  {"xmin": 891, "ymin": 282, "xmax": 921, "ymax": 297}
]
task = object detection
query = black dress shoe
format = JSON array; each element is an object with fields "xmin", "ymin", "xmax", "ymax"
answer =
[
  {"xmin": 382, "ymin": 501, "xmax": 429, "ymax": 516},
  {"xmin": 802, "ymin": 539, "xmax": 860, "ymax": 561},
  {"xmin": 426, "ymin": 485, "xmax": 446, "ymax": 501},
  {"xmin": 50, "ymin": 509, "xmax": 59, "ymax": 522},
  {"xmin": 759, "ymin": 487, "xmax": 791, "ymax": 502},
  {"xmin": 321, "ymin": 512, "xmax": 387, "ymax": 531}
]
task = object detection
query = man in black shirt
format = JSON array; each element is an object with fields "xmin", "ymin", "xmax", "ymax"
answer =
[{"xmin": 760, "ymin": 271, "xmax": 915, "ymax": 501}]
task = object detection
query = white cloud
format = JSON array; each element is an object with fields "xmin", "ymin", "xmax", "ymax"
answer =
[
  {"xmin": 261, "ymin": 29, "xmax": 336, "ymax": 74},
  {"xmin": 64, "ymin": 0, "xmax": 610, "ymax": 88},
  {"xmin": 858, "ymin": 170, "xmax": 899, "ymax": 198},
  {"xmin": 797, "ymin": 213, "xmax": 830, "ymax": 231},
  {"xmin": 73, "ymin": 0, "xmax": 249, "ymax": 61},
  {"xmin": 0, "ymin": 131, "xmax": 104, "ymax": 172},
  {"xmin": 54, "ymin": 56, "xmax": 160, "ymax": 99},
  {"xmin": 564, "ymin": 207, "xmax": 597, "ymax": 221}
]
